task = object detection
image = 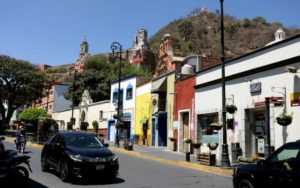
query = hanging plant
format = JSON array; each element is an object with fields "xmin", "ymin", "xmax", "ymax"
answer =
[
  {"xmin": 183, "ymin": 138, "xmax": 192, "ymax": 144},
  {"xmin": 225, "ymin": 104, "xmax": 237, "ymax": 114},
  {"xmin": 276, "ymin": 112, "xmax": 293, "ymax": 126},
  {"xmin": 192, "ymin": 142, "xmax": 202, "ymax": 149},
  {"xmin": 210, "ymin": 122, "xmax": 223, "ymax": 130},
  {"xmin": 208, "ymin": 142, "xmax": 219, "ymax": 150},
  {"xmin": 113, "ymin": 113, "xmax": 118, "ymax": 119},
  {"xmin": 169, "ymin": 137, "xmax": 176, "ymax": 142}
]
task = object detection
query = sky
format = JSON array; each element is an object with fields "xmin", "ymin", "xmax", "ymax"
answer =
[{"xmin": 0, "ymin": 0, "xmax": 299, "ymax": 66}]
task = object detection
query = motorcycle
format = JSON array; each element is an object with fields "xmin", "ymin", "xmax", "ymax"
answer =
[
  {"xmin": 0, "ymin": 136, "xmax": 5, "ymax": 151},
  {"xmin": 15, "ymin": 134, "xmax": 26, "ymax": 153},
  {"xmin": 0, "ymin": 149, "xmax": 32, "ymax": 185}
]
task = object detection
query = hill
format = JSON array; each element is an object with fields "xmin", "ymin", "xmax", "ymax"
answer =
[{"xmin": 148, "ymin": 9, "xmax": 300, "ymax": 59}]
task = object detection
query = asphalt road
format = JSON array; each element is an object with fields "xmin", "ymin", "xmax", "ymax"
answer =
[{"xmin": 3, "ymin": 141, "xmax": 233, "ymax": 188}]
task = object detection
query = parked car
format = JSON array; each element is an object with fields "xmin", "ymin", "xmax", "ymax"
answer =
[
  {"xmin": 233, "ymin": 140, "xmax": 300, "ymax": 188},
  {"xmin": 41, "ymin": 131, "xmax": 119, "ymax": 182}
]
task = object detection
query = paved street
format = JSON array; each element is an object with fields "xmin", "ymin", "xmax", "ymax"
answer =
[{"xmin": 3, "ymin": 141, "xmax": 232, "ymax": 188}]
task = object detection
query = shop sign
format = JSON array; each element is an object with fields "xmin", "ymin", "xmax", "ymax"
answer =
[
  {"xmin": 290, "ymin": 92, "xmax": 300, "ymax": 106},
  {"xmin": 250, "ymin": 82, "xmax": 261, "ymax": 93},
  {"xmin": 257, "ymin": 138, "xmax": 265, "ymax": 154}
]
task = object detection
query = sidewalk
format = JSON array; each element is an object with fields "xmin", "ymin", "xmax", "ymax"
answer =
[{"xmin": 108, "ymin": 141, "xmax": 233, "ymax": 177}]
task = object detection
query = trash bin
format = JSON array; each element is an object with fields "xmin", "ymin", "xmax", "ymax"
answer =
[
  {"xmin": 231, "ymin": 142, "xmax": 242, "ymax": 163},
  {"xmin": 183, "ymin": 139, "xmax": 191, "ymax": 162}
]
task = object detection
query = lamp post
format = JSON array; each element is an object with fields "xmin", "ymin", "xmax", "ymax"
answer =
[
  {"xmin": 68, "ymin": 66, "xmax": 77, "ymax": 129},
  {"xmin": 220, "ymin": 0, "xmax": 231, "ymax": 167},
  {"xmin": 111, "ymin": 42, "xmax": 122, "ymax": 147}
]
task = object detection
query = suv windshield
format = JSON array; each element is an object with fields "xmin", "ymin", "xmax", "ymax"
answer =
[
  {"xmin": 64, "ymin": 134, "xmax": 104, "ymax": 148},
  {"xmin": 268, "ymin": 146, "xmax": 300, "ymax": 162}
]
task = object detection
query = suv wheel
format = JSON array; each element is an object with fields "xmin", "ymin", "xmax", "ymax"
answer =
[
  {"xmin": 60, "ymin": 161, "xmax": 70, "ymax": 182},
  {"xmin": 238, "ymin": 179, "xmax": 254, "ymax": 188},
  {"xmin": 41, "ymin": 154, "xmax": 49, "ymax": 172}
]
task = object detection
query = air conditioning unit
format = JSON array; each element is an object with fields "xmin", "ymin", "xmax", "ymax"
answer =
[{"xmin": 181, "ymin": 64, "xmax": 195, "ymax": 75}]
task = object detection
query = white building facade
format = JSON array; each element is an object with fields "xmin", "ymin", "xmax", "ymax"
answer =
[{"xmin": 195, "ymin": 34, "xmax": 300, "ymax": 164}]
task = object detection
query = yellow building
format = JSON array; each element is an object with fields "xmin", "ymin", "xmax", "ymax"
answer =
[
  {"xmin": 166, "ymin": 72, "xmax": 175, "ymax": 150},
  {"xmin": 135, "ymin": 81, "xmax": 152, "ymax": 146}
]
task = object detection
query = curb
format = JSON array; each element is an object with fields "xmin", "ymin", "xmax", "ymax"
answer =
[{"xmin": 110, "ymin": 147, "xmax": 233, "ymax": 177}]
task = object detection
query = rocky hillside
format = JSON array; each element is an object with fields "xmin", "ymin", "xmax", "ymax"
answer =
[{"xmin": 148, "ymin": 9, "xmax": 300, "ymax": 59}]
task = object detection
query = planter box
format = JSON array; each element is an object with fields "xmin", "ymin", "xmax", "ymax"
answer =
[{"xmin": 196, "ymin": 153, "xmax": 216, "ymax": 166}]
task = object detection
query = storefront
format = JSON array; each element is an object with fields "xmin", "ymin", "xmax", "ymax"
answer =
[{"xmin": 195, "ymin": 33, "xmax": 300, "ymax": 163}]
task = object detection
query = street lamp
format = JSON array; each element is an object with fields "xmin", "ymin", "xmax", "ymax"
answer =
[
  {"xmin": 68, "ymin": 65, "xmax": 77, "ymax": 129},
  {"xmin": 111, "ymin": 42, "xmax": 122, "ymax": 147},
  {"xmin": 220, "ymin": 0, "xmax": 231, "ymax": 167}
]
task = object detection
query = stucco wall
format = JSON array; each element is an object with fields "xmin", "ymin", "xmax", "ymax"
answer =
[
  {"xmin": 52, "ymin": 100, "xmax": 110, "ymax": 131},
  {"xmin": 195, "ymin": 36, "xmax": 300, "ymax": 163},
  {"xmin": 167, "ymin": 72, "xmax": 175, "ymax": 147},
  {"xmin": 135, "ymin": 82, "xmax": 152, "ymax": 145}
]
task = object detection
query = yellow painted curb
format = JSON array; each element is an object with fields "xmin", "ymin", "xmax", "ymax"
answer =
[{"xmin": 110, "ymin": 147, "xmax": 233, "ymax": 177}]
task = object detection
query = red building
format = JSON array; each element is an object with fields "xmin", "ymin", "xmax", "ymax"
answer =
[
  {"xmin": 173, "ymin": 55, "xmax": 220, "ymax": 152},
  {"xmin": 173, "ymin": 76, "xmax": 195, "ymax": 152}
]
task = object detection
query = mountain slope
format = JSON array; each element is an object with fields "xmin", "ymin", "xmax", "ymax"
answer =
[{"xmin": 148, "ymin": 9, "xmax": 300, "ymax": 59}]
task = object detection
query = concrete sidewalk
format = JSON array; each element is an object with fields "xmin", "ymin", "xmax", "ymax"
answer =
[
  {"xmin": 108, "ymin": 141, "xmax": 233, "ymax": 177},
  {"xmin": 3, "ymin": 136, "xmax": 233, "ymax": 177}
]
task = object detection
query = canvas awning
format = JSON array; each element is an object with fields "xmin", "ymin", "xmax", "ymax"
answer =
[{"xmin": 151, "ymin": 77, "xmax": 167, "ymax": 93}]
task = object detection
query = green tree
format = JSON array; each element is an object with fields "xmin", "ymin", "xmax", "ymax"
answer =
[
  {"xmin": 18, "ymin": 108, "xmax": 48, "ymax": 122},
  {"xmin": 64, "ymin": 54, "xmax": 151, "ymax": 105},
  {"xmin": 252, "ymin": 16, "xmax": 268, "ymax": 25},
  {"xmin": 225, "ymin": 25, "xmax": 238, "ymax": 39},
  {"xmin": 242, "ymin": 18, "xmax": 252, "ymax": 28},
  {"xmin": 178, "ymin": 20, "xmax": 194, "ymax": 41},
  {"xmin": 0, "ymin": 55, "xmax": 46, "ymax": 132}
]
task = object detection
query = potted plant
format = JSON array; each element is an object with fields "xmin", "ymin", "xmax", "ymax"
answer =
[
  {"xmin": 80, "ymin": 122, "xmax": 89, "ymax": 131},
  {"xmin": 208, "ymin": 142, "xmax": 219, "ymax": 150},
  {"xmin": 70, "ymin": 117, "xmax": 76, "ymax": 125},
  {"xmin": 210, "ymin": 122, "xmax": 223, "ymax": 130},
  {"xmin": 112, "ymin": 113, "xmax": 118, "ymax": 119},
  {"xmin": 276, "ymin": 112, "xmax": 293, "ymax": 126},
  {"xmin": 192, "ymin": 142, "xmax": 202, "ymax": 149},
  {"xmin": 169, "ymin": 137, "xmax": 176, "ymax": 142},
  {"xmin": 92, "ymin": 120, "xmax": 99, "ymax": 134},
  {"xmin": 226, "ymin": 104, "xmax": 237, "ymax": 114},
  {"xmin": 67, "ymin": 122, "xmax": 73, "ymax": 130},
  {"xmin": 183, "ymin": 138, "xmax": 192, "ymax": 144}
]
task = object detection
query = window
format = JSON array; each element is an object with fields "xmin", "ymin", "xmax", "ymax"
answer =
[
  {"xmin": 126, "ymin": 84, "xmax": 133, "ymax": 100},
  {"xmin": 113, "ymin": 91, "xmax": 118, "ymax": 102},
  {"xmin": 126, "ymin": 88, "xmax": 133, "ymax": 99},
  {"xmin": 197, "ymin": 113, "xmax": 219, "ymax": 143},
  {"xmin": 99, "ymin": 111, "xmax": 103, "ymax": 121},
  {"xmin": 49, "ymin": 105, "xmax": 52, "ymax": 109},
  {"xmin": 269, "ymin": 147, "xmax": 300, "ymax": 162}
]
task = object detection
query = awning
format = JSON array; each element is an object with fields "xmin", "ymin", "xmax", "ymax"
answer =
[{"xmin": 151, "ymin": 77, "xmax": 167, "ymax": 93}]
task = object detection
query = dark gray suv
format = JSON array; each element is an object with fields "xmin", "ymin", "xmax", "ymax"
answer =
[{"xmin": 233, "ymin": 140, "xmax": 300, "ymax": 188}]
